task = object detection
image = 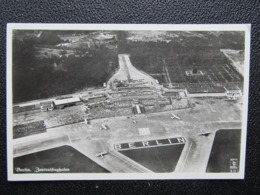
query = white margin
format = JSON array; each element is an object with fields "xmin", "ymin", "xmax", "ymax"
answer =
[{"xmin": 6, "ymin": 23, "xmax": 251, "ymax": 181}]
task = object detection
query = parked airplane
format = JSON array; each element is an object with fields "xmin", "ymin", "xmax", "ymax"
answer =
[
  {"xmin": 81, "ymin": 118, "xmax": 91, "ymax": 125},
  {"xmin": 171, "ymin": 113, "xmax": 181, "ymax": 120},
  {"xmin": 95, "ymin": 151, "xmax": 109, "ymax": 158},
  {"xmin": 132, "ymin": 120, "xmax": 137, "ymax": 124},
  {"xmin": 198, "ymin": 130, "xmax": 211, "ymax": 136},
  {"xmin": 100, "ymin": 124, "xmax": 110, "ymax": 130}
]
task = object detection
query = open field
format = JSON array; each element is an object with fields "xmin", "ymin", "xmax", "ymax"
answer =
[
  {"xmin": 118, "ymin": 144, "xmax": 185, "ymax": 172},
  {"xmin": 13, "ymin": 120, "xmax": 46, "ymax": 139},
  {"xmin": 14, "ymin": 145, "xmax": 110, "ymax": 173},
  {"xmin": 206, "ymin": 129, "xmax": 241, "ymax": 173}
]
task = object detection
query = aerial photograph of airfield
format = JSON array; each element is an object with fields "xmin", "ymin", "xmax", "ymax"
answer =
[{"xmin": 11, "ymin": 29, "xmax": 245, "ymax": 175}]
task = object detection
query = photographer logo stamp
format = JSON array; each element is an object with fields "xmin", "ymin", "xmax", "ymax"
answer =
[{"xmin": 230, "ymin": 158, "xmax": 238, "ymax": 172}]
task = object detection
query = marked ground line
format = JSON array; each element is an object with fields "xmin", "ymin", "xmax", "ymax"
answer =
[
  {"xmin": 182, "ymin": 143, "xmax": 193, "ymax": 172},
  {"xmin": 206, "ymin": 98, "xmax": 216, "ymax": 113},
  {"xmin": 208, "ymin": 103, "xmax": 216, "ymax": 113},
  {"xmin": 66, "ymin": 132, "xmax": 72, "ymax": 144},
  {"xmin": 114, "ymin": 142, "xmax": 185, "ymax": 151},
  {"xmin": 110, "ymin": 152, "xmax": 145, "ymax": 173},
  {"xmin": 163, "ymin": 59, "xmax": 172, "ymax": 87}
]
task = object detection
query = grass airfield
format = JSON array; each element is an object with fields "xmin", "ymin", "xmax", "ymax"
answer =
[{"xmin": 13, "ymin": 96, "xmax": 242, "ymax": 173}]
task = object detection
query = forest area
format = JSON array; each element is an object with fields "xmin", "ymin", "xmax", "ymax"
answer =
[{"xmin": 12, "ymin": 31, "xmax": 118, "ymax": 103}]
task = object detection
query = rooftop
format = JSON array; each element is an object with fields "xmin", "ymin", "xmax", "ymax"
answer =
[
  {"xmin": 54, "ymin": 97, "xmax": 81, "ymax": 106},
  {"xmin": 186, "ymin": 86, "xmax": 226, "ymax": 94}
]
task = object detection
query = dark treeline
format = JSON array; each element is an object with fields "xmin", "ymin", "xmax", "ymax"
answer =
[
  {"xmin": 14, "ymin": 30, "xmax": 67, "ymax": 45},
  {"xmin": 13, "ymin": 37, "xmax": 118, "ymax": 103}
]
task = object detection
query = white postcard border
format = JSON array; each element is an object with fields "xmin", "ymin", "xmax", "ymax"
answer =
[{"xmin": 7, "ymin": 23, "xmax": 251, "ymax": 181}]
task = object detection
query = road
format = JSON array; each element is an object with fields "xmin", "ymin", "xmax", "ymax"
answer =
[
  {"xmin": 107, "ymin": 54, "xmax": 161, "ymax": 88},
  {"xmin": 162, "ymin": 58, "xmax": 173, "ymax": 88},
  {"xmin": 221, "ymin": 49, "xmax": 244, "ymax": 76}
]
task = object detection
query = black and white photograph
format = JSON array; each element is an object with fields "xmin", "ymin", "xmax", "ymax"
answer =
[{"xmin": 7, "ymin": 24, "xmax": 250, "ymax": 180}]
